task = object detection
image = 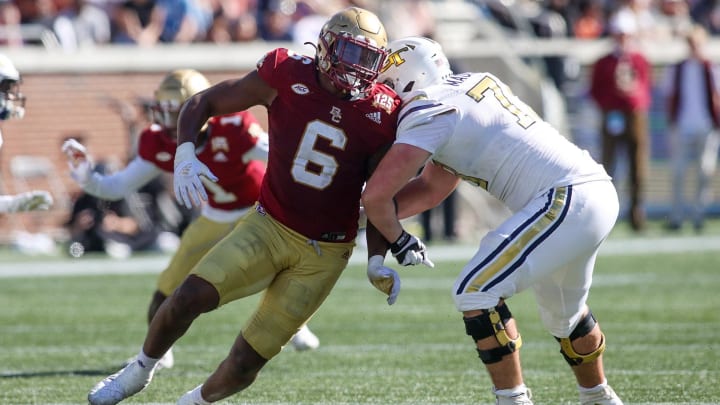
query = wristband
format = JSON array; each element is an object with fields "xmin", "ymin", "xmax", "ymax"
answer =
[
  {"xmin": 174, "ymin": 142, "xmax": 196, "ymax": 167},
  {"xmin": 390, "ymin": 231, "xmax": 410, "ymax": 252}
]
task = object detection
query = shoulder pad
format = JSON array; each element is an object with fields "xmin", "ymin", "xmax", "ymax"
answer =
[{"xmin": 398, "ymin": 91, "xmax": 456, "ymax": 131}]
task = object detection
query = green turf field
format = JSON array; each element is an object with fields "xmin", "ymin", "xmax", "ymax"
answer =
[{"xmin": 1, "ymin": 241, "xmax": 719, "ymax": 404}]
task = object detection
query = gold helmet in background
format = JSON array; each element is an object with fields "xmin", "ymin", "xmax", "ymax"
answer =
[
  {"xmin": 151, "ymin": 69, "xmax": 211, "ymax": 129},
  {"xmin": 316, "ymin": 7, "xmax": 388, "ymax": 94}
]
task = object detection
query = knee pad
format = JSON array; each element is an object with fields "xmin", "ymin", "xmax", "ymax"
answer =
[
  {"xmin": 463, "ymin": 303, "xmax": 522, "ymax": 364},
  {"xmin": 554, "ymin": 310, "xmax": 605, "ymax": 366}
]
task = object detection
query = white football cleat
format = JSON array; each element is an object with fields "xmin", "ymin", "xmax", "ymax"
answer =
[
  {"xmin": 495, "ymin": 387, "xmax": 533, "ymax": 405},
  {"xmin": 88, "ymin": 360, "xmax": 155, "ymax": 405},
  {"xmin": 289, "ymin": 324, "xmax": 320, "ymax": 351},
  {"xmin": 579, "ymin": 384, "xmax": 623, "ymax": 405}
]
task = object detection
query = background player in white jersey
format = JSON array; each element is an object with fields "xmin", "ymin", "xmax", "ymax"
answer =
[
  {"xmin": 362, "ymin": 37, "xmax": 623, "ymax": 405},
  {"xmin": 0, "ymin": 54, "xmax": 53, "ymax": 214},
  {"xmin": 62, "ymin": 69, "xmax": 319, "ymax": 371}
]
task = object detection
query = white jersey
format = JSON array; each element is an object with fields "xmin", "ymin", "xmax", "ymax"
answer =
[{"xmin": 396, "ymin": 72, "xmax": 610, "ymax": 212}]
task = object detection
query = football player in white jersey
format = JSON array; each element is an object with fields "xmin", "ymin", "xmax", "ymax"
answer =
[
  {"xmin": 362, "ymin": 37, "xmax": 623, "ymax": 405},
  {"xmin": 0, "ymin": 53, "xmax": 53, "ymax": 214}
]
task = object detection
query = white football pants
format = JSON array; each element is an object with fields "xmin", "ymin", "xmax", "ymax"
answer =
[{"xmin": 452, "ymin": 180, "xmax": 619, "ymax": 338}]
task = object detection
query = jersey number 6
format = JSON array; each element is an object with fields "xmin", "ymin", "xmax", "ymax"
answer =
[{"xmin": 292, "ymin": 119, "xmax": 346, "ymax": 190}]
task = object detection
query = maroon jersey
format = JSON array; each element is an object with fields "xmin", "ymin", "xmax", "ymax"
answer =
[
  {"xmin": 256, "ymin": 48, "xmax": 400, "ymax": 242},
  {"xmin": 589, "ymin": 51, "xmax": 652, "ymax": 112},
  {"xmin": 137, "ymin": 111, "xmax": 266, "ymax": 211}
]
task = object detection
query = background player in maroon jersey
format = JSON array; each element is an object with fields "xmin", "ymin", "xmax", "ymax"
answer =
[
  {"xmin": 88, "ymin": 7, "xmax": 406, "ymax": 405},
  {"xmin": 63, "ymin": 69, "xmax": 319, "ymax": 374}
]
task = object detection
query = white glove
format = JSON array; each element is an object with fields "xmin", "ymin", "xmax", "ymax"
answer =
[
  {"xmin": 367, "ymin": 255, "xmax": 401, "ymax": 305},
  {"xmin": 61, "ymin": 138, "xmax": 93, "ymax": 185},
  {"xmin": 12, "ymin": 190, "xmax": 53, "ymax": 212},
  {"xmin": 390, "ymin": 230, "xmax": 434, "ymax": 267},
  {"xmin": 173, "ymin": 141, "xmax": 218, "ymax": 209}
]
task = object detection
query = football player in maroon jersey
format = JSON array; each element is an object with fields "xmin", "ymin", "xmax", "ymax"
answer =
[
  {"xmin": 64, "ymin": 69, "xmax": 320, "ymax": 372},
  {"xmin": 88, "ymin": 7, "xmax": 411, "ymax": 405}
]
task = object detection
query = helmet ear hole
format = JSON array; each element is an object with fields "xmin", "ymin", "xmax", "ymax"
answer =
[{"xmin": 402, "ymin": 81, "xmax": 415, "ymax": 93}]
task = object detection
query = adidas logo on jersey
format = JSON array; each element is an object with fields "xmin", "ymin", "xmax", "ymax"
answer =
[{"xmin": 365, "ymin": 111, "xmax": 382, "ymax": 124}]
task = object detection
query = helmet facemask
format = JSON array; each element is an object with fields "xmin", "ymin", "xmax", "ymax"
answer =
[
  {"xmin": 149, "ymin": 99, "xmax": 182, "ymax": 129},
  {"xmin": 0, "ymin": 78, "xmax": 26, "ymax": 120},
  {"xmin": 319, "ymin": 31, "xmax": 387, "ymax": 94}
]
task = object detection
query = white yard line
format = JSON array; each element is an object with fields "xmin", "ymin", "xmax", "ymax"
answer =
[{"xmin": 0, "ymin": 235, "xmax": 718, "ymax": 278}]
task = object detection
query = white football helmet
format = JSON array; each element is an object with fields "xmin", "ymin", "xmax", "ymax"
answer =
[
  {"xmin": 316, "ymin": 7, "xmax": 388, "ymax": 95},
  {"xmin": 378, "ymin": 36, "xmax": 452, "ymax": 100},
  {"xmin": 0, "ymin": 53, "xmax": 26, "ymax": 121},
  {"xmin": 151, "ymin": 69, "xmax": 211, "ymax": 129}
]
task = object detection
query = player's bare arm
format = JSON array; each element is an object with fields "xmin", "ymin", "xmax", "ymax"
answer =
[
  {"xmin": 364, "ymin": 143, "xmax": 394, "ymax": 260},
  {"xmin": 177, "ymin": 70, "xmax": 276, "ymax": 145},
  {"xmin": 362, "ymin": 143, "xmax": 431, "ymax": 243},
  {"xmin": 363, "ymin": 144, "xmax": 405, "ymax": 304},
  {"xmin": 395, "ymin": 160, "xmax": 461, "ymax": 220},
  {"xmin": 174, "ymin": 70, "xmax": 277, "ymax": 208}
]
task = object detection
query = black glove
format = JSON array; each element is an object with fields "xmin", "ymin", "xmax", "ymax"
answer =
[{"xmin": 390, "ymin": 230, "xmax": 434, "ymax": 267}]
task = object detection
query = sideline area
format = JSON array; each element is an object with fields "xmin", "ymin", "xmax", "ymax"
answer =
[{"xmin": 1, "ymin": 233, "xmax": 718, "ymax": 278}]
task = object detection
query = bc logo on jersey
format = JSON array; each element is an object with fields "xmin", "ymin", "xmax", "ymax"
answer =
[{"xmin": 330, "ymin": 106, "xmax": 342, "ymax": 123}]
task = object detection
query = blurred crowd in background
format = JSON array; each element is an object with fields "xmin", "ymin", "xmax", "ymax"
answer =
[
  {"xmin": 3, "ymin": 0, "xmax": 720, "ymax": 257},
  {"xmin": 1, "ymin": 0, "xmax": 720, "ymax": 51}
]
